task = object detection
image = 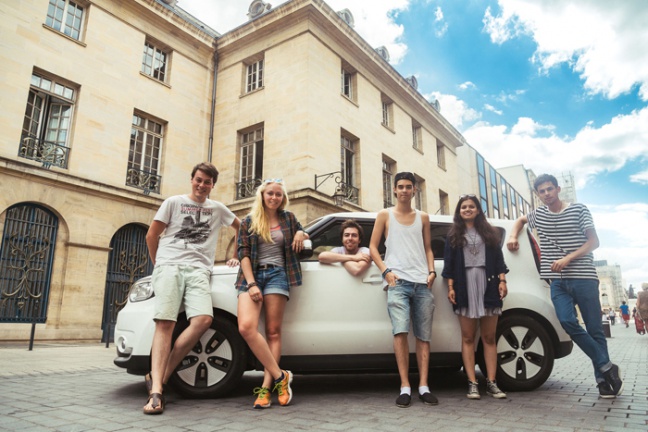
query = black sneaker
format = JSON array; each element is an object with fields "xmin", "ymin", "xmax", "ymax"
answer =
[
  {"xmin": 602, "ymin": 364, "xmax": 623, "ymax": 396},
  {"xmin": 418, "ymin": 392, "xmax": 439, "ymax": 405},
  {"xmin": 597, "ymin": 382, "xmax": 615, "ymax": 399},
  {"xmin": 395, "ymin": 393, "xmax": 411, "ymax": 408}
]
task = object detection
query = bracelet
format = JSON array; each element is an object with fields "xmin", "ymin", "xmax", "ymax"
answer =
[
  {"xmin": 382, "ymin": 268, "xmax": 392, "ymax": 278},
  {"xmin": 499, "ymin": 280, "xmax": 507, "ymax": 284},
  {"xmin": 429, "ymin": 270, "xmax": 437, "ymax": 275},
  {"xmin": 247, "ymin": 282, "xmax": 258, "ymax": 288}
]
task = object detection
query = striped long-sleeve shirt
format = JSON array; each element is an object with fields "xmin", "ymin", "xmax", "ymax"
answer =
[{"xmin": 527, "ymin": 203, "xmax": 598, "ymax": 279}]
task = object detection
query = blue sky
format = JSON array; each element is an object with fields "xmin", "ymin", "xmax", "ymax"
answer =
[{"xmin": 180, "ymin": 0, "xmax": 648, "ymax": 290}]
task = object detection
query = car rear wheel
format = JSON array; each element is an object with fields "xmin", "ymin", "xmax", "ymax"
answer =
[
  {"xmin": 168, "ymin": 313, "xmax": 247, "ymax": 398},
  {"xmin": 478, "ymin": 314, "xmax": 555, "ymax": 391}
]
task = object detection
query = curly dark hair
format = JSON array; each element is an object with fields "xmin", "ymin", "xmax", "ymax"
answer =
[
  {"xmin": 339, "ymin": 219, "xmax": 364, "ymax": 243},
  {"xmin": 447, "ymin": 195, "xmax": 500, "ymax": 249}
]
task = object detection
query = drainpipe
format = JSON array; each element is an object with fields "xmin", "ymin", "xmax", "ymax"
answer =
[{"xmin": 208, "ymin": 49, "xmax": 218, "ymax": 162}]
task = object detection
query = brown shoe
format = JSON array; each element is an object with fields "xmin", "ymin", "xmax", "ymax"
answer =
[{"xmin": 143, "ymin": 393, "xmax": 165, "ymax": 415}]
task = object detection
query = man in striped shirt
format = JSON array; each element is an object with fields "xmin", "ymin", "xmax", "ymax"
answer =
[{"xmin": 506, "ymin": 174, "xmax": 623, "ymax": 399}]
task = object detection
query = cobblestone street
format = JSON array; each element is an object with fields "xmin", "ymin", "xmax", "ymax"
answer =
[{"xmin": 1, "ymin": 323, "xmax": 646, "ymax": 431}]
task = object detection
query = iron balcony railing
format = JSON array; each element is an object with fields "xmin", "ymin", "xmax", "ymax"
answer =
[
  {"xmin": 339, "ymin": 181, "xmax": 359, "ymax": 205},
  {"xmin": 236, "ymin": 178, "xmax": 262, "ymax": 200},
  {"xmin": 126, "ymin": 167, "xmax": 161, "ymax": 195},
  {"xmin": 18, "ymin": 135, "xmax": 70, "ymax": 169}
]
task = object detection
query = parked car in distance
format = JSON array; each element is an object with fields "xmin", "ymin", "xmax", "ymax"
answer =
[{"xmin": 114, "ymin": 212, "xmax": 572, "ymax": 398}]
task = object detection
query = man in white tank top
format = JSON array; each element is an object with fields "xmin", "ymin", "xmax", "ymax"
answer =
[{"xmin": 370, "ymin": 172, "xmax": 438, "ymax": 408}]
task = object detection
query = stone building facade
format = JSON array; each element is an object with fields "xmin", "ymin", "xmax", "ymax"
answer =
[{"xmin": 0, "ymin": 0, "xmax": 466, "ymax": 342}]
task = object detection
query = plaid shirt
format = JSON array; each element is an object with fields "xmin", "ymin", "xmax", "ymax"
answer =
[{"xmin": 235, "ymin": 210, "xmax": 304, "ymax": 289}]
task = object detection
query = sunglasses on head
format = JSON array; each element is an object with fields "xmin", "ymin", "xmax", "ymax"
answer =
[
  {"xmin": 460, "ymin": 194, "xmax": 477, "ymax": 199},
  {"xmin": 263, "ymin": 178, "xmax": 284, "ymax": 184}
]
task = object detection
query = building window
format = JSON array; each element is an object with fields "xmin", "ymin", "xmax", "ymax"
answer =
[
  {"xmin": 19, "ymin": 72, "xmax": 76, "ymax": 169},
  {"xmin": 341, "ymin": 63, "xmax": 357, "ymax": 102},
  {"xmin": 477, "ymin": 154, "xmax": 488, "ymax": 216},
  {"xmin": 490, "ymin": 167, "xmax": 500, "ymax": 219},
  {"xmin": 414, "ymin": 175, "xmax": 425, "ymax": 211},
  {"xmin": 340, "ymin": 133, "xmax": 359, "ymax": 204},
  {"xmin": 412, "ymin": 121, "xmax": 422, "ymax": 152},
  {"xmin": 381, "ymin": 95, "xmax": 393, "ymax": 130},
  {"xmin": 438, "ymin": 190, "xmax": 449, "ymax": 215},
  {"xmin": 382, "ymin": 157, "xmax": 395, "ymax": 208},
  {"xmin": 437, "ymin": 141, "xmax": 446, "ymax": 170},
  {"xmin": 45, "ymin": 0, "xmax": 85, "ymax": 40},
  {"xmin": 501, "ymin": 177, "xmax": 509, "ymax": 219},
  {"xmin": 511, "ymin": 189, "xmax": 518, "ymax": 219},
  {"xmin": 141, "ymin": 41, "xmax": 169, "ymax": 82},
  {"xmin": 519, "ymin": 195, "xmax": 527, "ymax": 216},
  {"xmin": 126, "ymin": 113, "xmax": 163, "ymax": 194},
  {"xmin": 237, "ymin": 126, "xmax": 264, "ymax": 199},
  {"xmin": 245, "ymin": 59, "xmax": 264, "ymax": 93}
]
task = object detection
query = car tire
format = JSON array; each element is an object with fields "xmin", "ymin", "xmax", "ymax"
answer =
[
  {"xmin": 168, "ymin": 313, "xmax": 248, "ymax": 398},
  {"xmin": 477, "ymin": 314, "xmax": 555, "ymax": 392}
]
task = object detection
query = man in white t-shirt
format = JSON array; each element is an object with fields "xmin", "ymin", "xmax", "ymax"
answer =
[
  {"xmin": 318, "ymin": 219, "xmax": 372, "ymax": 276},
  {"xmin": 143, "ymin": 162, "xmax": 240, "ymax": 415}
]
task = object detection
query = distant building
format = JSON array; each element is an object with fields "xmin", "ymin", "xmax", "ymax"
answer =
[
  {"xmin": 457, "ymin": 147, "xmax": 533, "ymax": 220},
  {"xmin": 558, "ymin": 171, "xmax": 577, "ymax": 204},
  {"xmin": 594, "ymin": 260, "xmax": 626, "ymax": 310}
]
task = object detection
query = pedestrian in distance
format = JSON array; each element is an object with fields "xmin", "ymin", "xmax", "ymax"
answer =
[
  {"xmin": 442, "ymin": 194, "xmax": 509, "ymax": 400},
  {"xmin": 608, "ymin": 309, "xmax": 616, "ymax": 325},
  {"xmin": 619, "ymin": 301, "xmax": 630, "ymax": 328},
  {"xmin": 369, "ymin": 171, "xmax": 438, "ymax": 408},
  {"xmin": 507, "ymin": 173, "xmax": 623, "ymax": 399},
  {"xmin": 235, "ymin": 179, "xmax": 308, "ymax": 409},
  {"xmin": 143, "ymin": 162, "xmax": 241, "ymax": 415},
  {"xmin": 318, "ymin": 219, "xmax": 372, "ymax": 276}
]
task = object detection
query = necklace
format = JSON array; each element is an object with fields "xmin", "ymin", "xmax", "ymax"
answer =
[{"xmin": 466, "ymin": 231, "xmax": 480, "ymax": 256}]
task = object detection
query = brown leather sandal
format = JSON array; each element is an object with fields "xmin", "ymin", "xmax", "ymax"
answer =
[{"xmin": 143, "ymin": 393, "xmax": 165, "ymax": 415}]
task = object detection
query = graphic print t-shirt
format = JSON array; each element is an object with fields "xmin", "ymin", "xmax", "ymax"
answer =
[{"xmin": 153, "ymin": 195, "xmax": 236, "ymax": 270}]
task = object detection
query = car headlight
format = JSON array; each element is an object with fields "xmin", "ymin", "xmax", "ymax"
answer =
[{"xmin": 128, "ymin": 278, "xmax": 154, "ymax": 303}]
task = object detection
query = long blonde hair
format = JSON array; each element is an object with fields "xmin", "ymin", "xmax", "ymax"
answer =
[{"xmin": 249, "ymin": 180, "xmax": 289, "ymax": 243}]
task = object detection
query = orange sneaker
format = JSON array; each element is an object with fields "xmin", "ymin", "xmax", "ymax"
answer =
[
  {"xmin": 253, "ymin": 387, "xmax": 271, "ymax": 409},
  {"xmin": 272, "ymin": 370, "xmax": 293, "ymax": 406}
]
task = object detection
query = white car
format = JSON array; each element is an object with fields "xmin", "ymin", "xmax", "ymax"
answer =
[{"xmin": 114, "ymin": 212, "xmax": 572, "ymax": 397}]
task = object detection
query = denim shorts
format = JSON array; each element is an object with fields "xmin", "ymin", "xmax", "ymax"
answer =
[
  {"xmin": 386, "ymin": 279, "xmax": 435, "ymax": 341},
  {"xmin": 238, "ymin": 266, "xmax": 290, "ymax": 299},
  {"xmin": 152, "ymin": 265, "xmax": 213, "ymax": 321}
]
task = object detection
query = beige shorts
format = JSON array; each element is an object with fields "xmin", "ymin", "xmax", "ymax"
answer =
[{"xmin": 152, "ymin": 265, "xmax": 213, "ymax": 321}]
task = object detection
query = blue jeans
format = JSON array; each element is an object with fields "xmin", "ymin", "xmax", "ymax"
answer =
[
  {"xmin": 387, "ymin": 279, "xmax": 435, "ymax": 341},
  {"xmin": 550, "ymin": 278, "xmax": 610, "ymax": 382}
]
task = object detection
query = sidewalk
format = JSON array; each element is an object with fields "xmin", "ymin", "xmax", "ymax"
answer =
[{"xmin": 0, "ymin": 342, "xmax": 115, "ymax": 378}]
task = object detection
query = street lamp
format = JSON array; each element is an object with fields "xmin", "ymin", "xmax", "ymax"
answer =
[{"xmin": 314, "ymin": 171, "xmax": 346, "ymax": 206}]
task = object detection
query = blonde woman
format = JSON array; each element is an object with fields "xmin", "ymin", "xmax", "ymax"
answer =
[{"xmin": 235, "ymin": 179, "xmax": 308, "ymax": 409}]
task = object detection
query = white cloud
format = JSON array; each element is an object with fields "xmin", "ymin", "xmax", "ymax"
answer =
[
  {"xmin": 458, "ymin": 81, "xmax": 476, "ymax": 91},
  {"xmin": 590, "ymin": 203, "xmax": 648, "ymax": 288},
  {"xmin": 630, "ymin": 170, "xmax": 648, "ymax": 185},
  {"xmin": 483, "ymin": 104, "xmax": 503, "ymax": 115},
  {"xmin": 462, "ymin": 106, "xmax": 648, "ymax": 189},
  {"xmin": 423, "ymin": 91, "xmax": 481, "ymax": 128},
  {"xmin": 180, "ymin": 0, "xmax": 411, "ymax": 64},
  {"xmin": 178, "ymin": 0, "xmax": 249, "ymax": 32},
  {"xmin": 482, "ymin": 0, "xmax": 648, "ymax": 100},
  {"xmin": 433, "ymin": 6, "xmax": 449, "ymax": 37}
]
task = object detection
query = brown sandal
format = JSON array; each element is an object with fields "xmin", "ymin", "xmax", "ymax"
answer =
[{"xmin": 143, "ymin": 393, "xmax": 165, "ymax": 415}]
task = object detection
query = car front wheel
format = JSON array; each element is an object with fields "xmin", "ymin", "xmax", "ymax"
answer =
[
  {"xmin": 168, "ymin": 313, "xmax": 248, "ymax": 398},
  {"xmin": 479, "ymin": 314, "xmax": 555, "ymax": 391}
]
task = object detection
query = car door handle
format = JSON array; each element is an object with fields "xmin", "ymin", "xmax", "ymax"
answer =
[{"xmin": 363, "ymin": 273, "xmax": 383, "ymax": 284}]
